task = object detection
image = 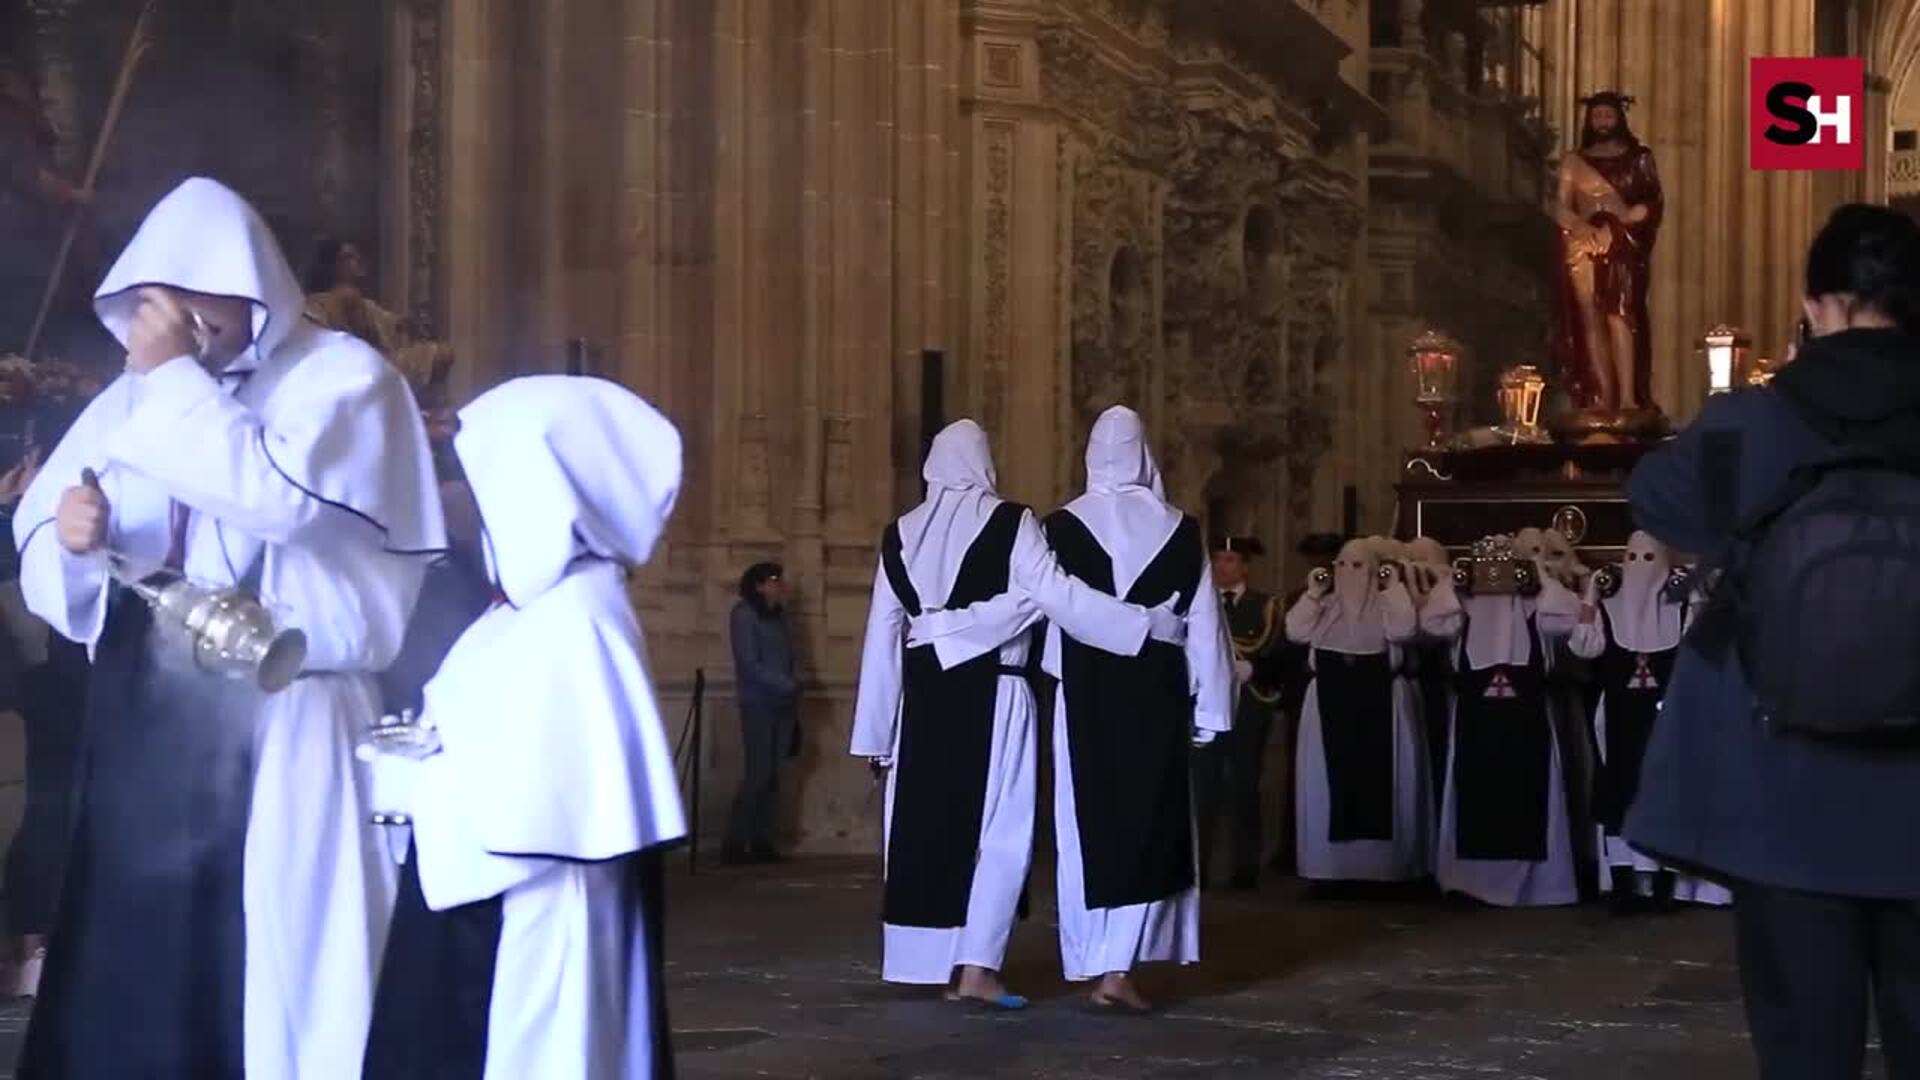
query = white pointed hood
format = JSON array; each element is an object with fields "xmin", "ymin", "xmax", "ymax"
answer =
[
  {"xmin": 94, "ymin": 177, "xmax": 306, "ymax": 370},
  {"xmin": 894, "ymin": 419, "xmax": 1006, "ymax": 605},
  {"xmin": 1604, "ymin": 530, "xmax": 1683, "ymax": 653},
  {"xmin": 455, "ymin": 375, "xmax": 683, "ymax": 607},
  {"xmin": 1299, "ymin": 538, "xmax": 1397, "ymax": 655},
  {"xmin": 1062, "ymin": 405, "xmax": 1182, "ymax": 594}
]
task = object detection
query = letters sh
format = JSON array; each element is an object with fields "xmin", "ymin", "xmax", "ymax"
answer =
[{"xmin": 1751, "ymin": 57, "xmax": 1866, "ymax": 171}]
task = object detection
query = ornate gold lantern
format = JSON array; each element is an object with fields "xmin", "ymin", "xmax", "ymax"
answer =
[
  {"xmin": 1747, "ymin": 355, "xmax": 1777, "ymax": 388},
  {"xmin": 1406, "ymin": 329, "xmax": 1461, "ymax": 450},
  {"xmin": 1496, "ymin": 364, "xmax": 1549, "ymax": 444},
  {"xmin": 1701, "ymin": 324, "xmax": 1754, "ymax": 396}
]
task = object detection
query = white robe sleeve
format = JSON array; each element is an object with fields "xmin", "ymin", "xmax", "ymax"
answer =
[
  {"xmin": 850, "ymin": 560, "xmax": 906, "ymax": 759},
  {"xmin": 103, "ymin": 353, "xmax": 418, "ymax": 547},
  {"xmin": 1379, "ymin": 581, "xmax": 1420, "ymax": 644},
  {"xmin": 921, "ymin": 591, "xmax": 1041, "ymax": 672},
  {"xmin": 1186, "ymin": 557, "xmax": 1235, "ymax": 736},
  {"xmin": 1284, "ymin": 589, "xmax": 1327, "ymax": 645},
  {"xmin": 1419, "ymin": 578, "xmax": 1466, "ymax": 642},
  {"xmin": 1533, "ymin": 573, "xmax": 1584, "ymax": 640},
  {"xmin": 1003, "ymin": 510, "xmax": 1150, "ymax": 658},
  {"xmin": 1567, "ymin": 605, "xmax": 1608, "ymax": 659},
  {"xmin": 15, "ymin": 525, "xmax": 108, "ymax": 648},
  {"xmin": 11, "ymin": 384, "xmax": 124, "ymax": 646}
]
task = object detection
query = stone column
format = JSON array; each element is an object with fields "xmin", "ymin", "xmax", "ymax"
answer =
[{"xmin": 962, "ymin": 1, "xmax": 1063, "ymax": 509}]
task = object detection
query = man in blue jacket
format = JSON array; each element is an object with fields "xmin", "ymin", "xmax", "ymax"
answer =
[{"xmin": 1626, "ymin": 203, "xmax": 1920, "ymax": 1080}]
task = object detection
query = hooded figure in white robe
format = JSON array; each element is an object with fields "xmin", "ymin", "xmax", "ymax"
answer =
[
  {"xmin": 363, "ymin": 375, "xmax": 687, "ymax": 1080},
  {"xmin": 1419, "ymin": 537, "xmax": 1585, "ymax": 908},
  {"xmin": 12, "ymin": 177, "xmax": 443, "ymax": 1079},
  {"xmin": 850, "ymin": 419, "xmax": 1183, "ymax": 1007},
  {"xmin": 1567, "ymin": 531, "xmax": 1730, "ymax": 909},
  {"xmin": 1040, "ymin": 406, "xmax": 1234, "ymax": 1010},
  {"xmin": 1285, "ymin": 538, "xmax": 1431, "ymax": 883}
]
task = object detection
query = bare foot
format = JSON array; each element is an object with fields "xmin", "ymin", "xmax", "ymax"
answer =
[
  {"xmin": 1091, "ymin": 971, "xmax": 1152, "ymax": 1012},
  {"xmin": 945, "ymin": 965, "xmax": 1027, "ymax": 1009}
]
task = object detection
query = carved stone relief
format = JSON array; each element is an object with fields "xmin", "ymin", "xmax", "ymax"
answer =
[
  {"xmin": 404, "ymin": 0, "xmax": 444, "ymax": 335},
  {"xmin": 981, "ymin": 120, "xmax": 1015, "ymax": 442},
  {"xmin": 1043, "ymin": 4, "xmax": 1363, "ymax": 533}
]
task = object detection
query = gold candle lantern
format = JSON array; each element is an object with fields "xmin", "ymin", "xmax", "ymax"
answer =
[
  {"xmin": 1407, "ymin": 329, "xmax": 1461, "ymax": 451},
  {"xmin": 1701, "ymin": 324, "xmax": 1754, "ymax": 396},
  {"xmin": 1496, "ymin": 364, "xmax": 1549, "ymax": 443}
]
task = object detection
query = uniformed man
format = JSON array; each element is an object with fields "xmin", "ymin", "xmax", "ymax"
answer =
[{"xmin": 1193, "ymin": 534, "xmax": 1286, "ymax": 890}]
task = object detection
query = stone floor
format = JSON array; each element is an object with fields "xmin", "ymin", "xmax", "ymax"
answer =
[{"xmin": 0, "ymin": 856, "xmax": 1886, "ymax": 1078}]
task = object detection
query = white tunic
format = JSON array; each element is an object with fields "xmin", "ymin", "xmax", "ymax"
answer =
[
  {"xmin": 1419, "ymin": 572, "xmax": 1583, "ymax": 908},
  {"xmin": 1286, "ymin": 546, "xmax": 1432, "ymax": 883},
  {"xmin": 13, "ymin": 177, "xmax": 443, "ymax": 1078}
]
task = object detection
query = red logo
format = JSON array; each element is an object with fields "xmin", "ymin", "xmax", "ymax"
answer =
[{"xmin": 1751, "ymin": 57, "xmax": 1865, "ymax": 171}]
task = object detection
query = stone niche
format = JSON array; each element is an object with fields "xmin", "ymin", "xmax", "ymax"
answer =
[{"xmin": 1026, "ymin": 0, "xmax": 1365, "ymax": 564}]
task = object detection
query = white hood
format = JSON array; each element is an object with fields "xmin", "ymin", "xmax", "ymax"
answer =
[
  {"xmin": 455, "ymin": 375, "xmax": 683, "ymax": 607},
  {"xmin": 894, "ymin": 419, "xmax": 1006, "ymax": 606},
  {"xmin": 1062, "ymin": 405, "xmax": 1182, "ymax": 594},
  {"xmin": 94, "ymin": 177, "xmax": 307, "ymax": 369},
  {"xmin": 1604, "ymin": 530, "xmax": 1683, "ymax": 653}
]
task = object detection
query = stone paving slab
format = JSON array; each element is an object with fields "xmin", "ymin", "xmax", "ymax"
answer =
[{"xmin": 0, "ymin": 857, "xmax": 1891, "ymax": 1078}]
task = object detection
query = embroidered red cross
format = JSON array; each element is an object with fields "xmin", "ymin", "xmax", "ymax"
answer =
[{"xmin": 1484, "ymin": 670, "xmax": 1517, "ymax": 700}]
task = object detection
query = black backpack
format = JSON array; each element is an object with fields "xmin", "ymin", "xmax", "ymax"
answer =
[{"xmin": 1702, "ymin": 446, "xmax": 1920, "ymax": 737}]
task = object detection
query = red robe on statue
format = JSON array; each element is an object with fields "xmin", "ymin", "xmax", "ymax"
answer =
[{"xmin": 1555, "ymin": 142, "xmax": 1664, "ymax": 410}]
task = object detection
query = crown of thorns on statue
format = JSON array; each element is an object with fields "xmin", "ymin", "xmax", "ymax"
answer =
[{"xmin": 1579, "ymin": 91, "xmax": 1636, "ymax": 111}]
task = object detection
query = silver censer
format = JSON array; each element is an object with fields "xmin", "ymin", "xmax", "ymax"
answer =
[{"xmin": 111, "ymin": 558, "xmax": 308, "ymax": 693}]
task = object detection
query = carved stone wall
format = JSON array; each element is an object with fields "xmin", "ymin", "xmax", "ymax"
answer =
[{"xmin": 1017, "ymin": 0, "xmax": 1369, "ymax": 570}]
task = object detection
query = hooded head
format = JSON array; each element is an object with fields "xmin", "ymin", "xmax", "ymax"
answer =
[
  {"xmin": 455, "ymin": 376, "xmax": 683, "ymax": 607},
  {"xmin": 1334, "ymin": 538, "xmax": 1379, "ymax": 611},
  {"xmin": 1065, "ymin": 406, "xmax": 1181, "ymax": 595},
  {"xmin": 94, "ymin": 178, "xmax": 306, "ymax": 371},
  {"xmin": 894, "ymin": 419, "xmax": 1006, "ymax": 598},
  {"xmin": 1540, "ymin": 529, "xmax": 1587, "ymax": 586},
  {"xmin": 1607, "ymin": 529, "xmax": 1683, "ymax": 652},
  {"xmin": 1085, "ymin": 405, "xmax": 1164, "ymax": 496},
  {"xmin": 1513, "ymin": 527, "xmax": 1548, "ymax": 564},
  {"xmin": 1407, "ymin": 536, "xmax": 1450, "ymax": 568},
  {"xmin": 923, "ymin": 419, "xmax": 996, "ymax": 494}
]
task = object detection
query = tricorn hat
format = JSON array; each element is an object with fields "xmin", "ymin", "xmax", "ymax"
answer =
[{"xmin": 1209, "ymin": 534, "xmax": 1266, "ymax": 557}]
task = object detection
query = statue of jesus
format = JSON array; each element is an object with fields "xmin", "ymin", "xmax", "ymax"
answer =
[{"xmin": 1554, "ymin": 91, "xmax": 1664, "ymax": 416}]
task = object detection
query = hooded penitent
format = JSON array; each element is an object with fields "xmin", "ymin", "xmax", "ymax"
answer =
[
  {"xmin": 1604, "ymin": 530, "xmax": 1683, "ymax": 653},
  {"xmin": 412, "ymin": 375, "xmax": 687, "ymax": 909},
  {"xmin": 1299, "ymin": 538, "xmax": 1399, "ymax": 655},
  {"xmin": 10, "ymin": 177, "xmax": 443, "ymax": 1080}
]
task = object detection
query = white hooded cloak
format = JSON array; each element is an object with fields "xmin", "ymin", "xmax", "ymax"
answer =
[
  {"xmin": 397, "ymin": 375, "xmax": 688, "ymax": 1080},
  {"xmin": 12, "ymin": 177, "xmax": 442, "ymax": 1079}
]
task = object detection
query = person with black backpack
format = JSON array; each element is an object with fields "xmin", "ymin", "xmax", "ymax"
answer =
[{"xmin": 1626, "ymin": 203, "xmax": 1920, "ymax": 1080}]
